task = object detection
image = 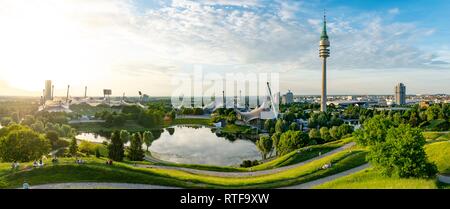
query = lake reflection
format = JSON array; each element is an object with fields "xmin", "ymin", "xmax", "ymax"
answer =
[
  {"xmin": 150, "ymin": 126, "xmax": 261, "ymax": 166},
  {"xmin": 76, "ymin": 133, "xmax": 108, "ymax": 143},
  {"xmin": 76, "ymin": 126, "xmax": 262, "ymax": 166}
]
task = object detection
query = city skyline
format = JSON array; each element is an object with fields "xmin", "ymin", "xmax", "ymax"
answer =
[{"xmin": 0, "ymin": 0, "xmax": 449, "ymax": 97}]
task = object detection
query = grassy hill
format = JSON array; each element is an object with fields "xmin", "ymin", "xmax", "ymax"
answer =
[{"xmin": 314, "ymin": 140, "xmax": 450, "ymax": 189}]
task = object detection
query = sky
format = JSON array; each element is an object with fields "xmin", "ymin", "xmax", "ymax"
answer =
[{"xmin": 0, "ymin": 0, "xmax": 449, "ymax": 97}]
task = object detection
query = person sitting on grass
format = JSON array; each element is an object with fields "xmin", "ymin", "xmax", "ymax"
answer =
[
  {"xmin": 22, "ymin": 180, "xmax": 30, "ymax": 189},
  {"xmin": 38, "ymin": 159, "xmax": 44, "ymax": 167},
  {"xmin": 33, "ymin": 161, "xmax": 38, "ymax": 168}
]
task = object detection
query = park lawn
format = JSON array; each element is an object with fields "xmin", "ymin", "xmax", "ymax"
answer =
[
  {"xmin": 425, "ymin": 141, "xmax": 450, "ymax": 174},
  {"xmin": 171, "ymin": 118, "xmax": 211, "ymax": 126},
  {"xmin": 314, "ymin": 168, "xmax": 439, "ymax": 189},
  {"xmin": 423, "ymin": 132, "xmax": 445, "ymax": 140},
  {"xmin": 0, "ymin": 158, "xmax": 195, "ymax": 189},
  {"xmin": 221, "ymin": 124, "xmax": 253, "ymax": 134},
  {"xmin": 71, "ymin": 121, "xmax": 149, "ymax": 133},
  {"xmin": 70, "ymin": 105, "xmax": 117, "ymax": 116},
  {"xmin": 147, "ymin": 137, "xmax": 354, "ymax": 172},
  {"xmin": 436, "ymin": 132, "xmax": 450, "ymax": 141},
  {"xmin": 1, "ymin": 149, "xmax": 367, "ymax": 189},
  {"xmin": 423, "ymin": 131, "xmax": 450, "ymax": 143},
  {"xmin": 152, "ymin": 161, "xmax": 246, "ymax": 172},
  {"xmin": 424, "ymin": 119, "xmax": 449, "ymax": 131},
  {"xmin": 314, "ymin": 140, "xmax": 450, "ymax": 189},
  {"xmin": 251, "ymin": 138, "xmax": 354, "ymax": 171}
]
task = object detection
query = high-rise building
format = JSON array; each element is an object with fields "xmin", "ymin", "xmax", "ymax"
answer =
[
  {"xmin": 319, "ymin": 12, "xmax": 330, "ymax": 112},
  {"xmin": 44, "ymin": 80, "xmax": 52, "ymax": 101},
  {"xmin": 286, "ymin": 90, "xmax": 294, "ymax": 104},
  {"xmin": 281, "ymin": 90, "xmax": 294, "ymax": 105},
  {"xmin": 395, "ymin": 83, "xmax": 406, "ymax": 105}
]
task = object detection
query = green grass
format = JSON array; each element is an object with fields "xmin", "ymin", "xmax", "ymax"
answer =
[
  {"xmin": 425, "ymin": 141, "xmax": 450, "ymax": 174},
  {"xmin": 0, "ymin": 149, "xmax": 367, "ymax": 189},
  {"xmin": 221, "ymin": 124, "xmax": 252, "ymax": 134},
  {"xmin": 314, "ymin": 168, "xmax": 440, "ymax": 189},
  {"xmin": 423, "ymin": 131, "xmax": 450, "ymax": 143},
  {"xmin": 152, "ymin": 161, "xmax": 246, "ymax": 172},
  {"xmin": 423, "ymin": 132, "xmax": 445, "ymax": 140},
  {"xmin": 251, "ymin": 138, "xmax": 354, "ymax": 171},
  {"xmin": 0, "ymin": 158, "xmax": 194, "ymax": 189},
  {"xmin": 314, "ymin": 140, "xmax": 450, "ymax": 189},
  {"xmin": 71, "ymin": 121, "xmax": 149, "ymax": 133},
  {"xmin": 146, "ymin": 138, "xmax": 355, "ymax": 172},
  {"xmin": 170, "ymin": 118, "xmax": 211, "ymax": 126},
  {"xmin": 424, "ymin": 119, "xmax": 449, "ymax": 131},
  {"xmin": 70, "ymin": 105, "xmax": 117, "ymax": 116}
]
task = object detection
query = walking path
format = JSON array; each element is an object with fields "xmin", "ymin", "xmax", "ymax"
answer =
[
  {"xmin": 282, "ymin": 163, "xmax": 370, "ymax": 189},
  {"xmin": 437, "ymin": 174, "xmax": 450, "ymax": 184},
  {"xmin": 25, "ymin": 182, "xmax": 178, "ymax": 189},
  {"xmin": 140, "ymin": 142, "xmax": 356, "ymax": 177}
]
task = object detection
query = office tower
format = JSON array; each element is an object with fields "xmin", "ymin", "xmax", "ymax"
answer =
[
  {"xmin": 44, "ymin": 80, "xmax": 52, "ymax": 101},
  {"xmin": 395, "ymin": 83, "xmax": 406, "ymax": 105},
  {"xmin": 286, "ymin": 90, "xmax": 294, "ymax": 104},
  {"xmin": 319, "ymin": 12, "xmax": 330, "ymax": 112}
]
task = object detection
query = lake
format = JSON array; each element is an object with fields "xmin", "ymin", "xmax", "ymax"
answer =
[{"xmin": 75, "ymin": 125, "xmax": 261, "ymax": 166}]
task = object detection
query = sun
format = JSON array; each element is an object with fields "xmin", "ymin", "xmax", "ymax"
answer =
[{"xmin": 0, "ymin": 1, "xmax": 106, "ymax": 93}]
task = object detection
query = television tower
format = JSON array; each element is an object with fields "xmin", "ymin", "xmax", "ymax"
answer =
[{"xmin": 319, "ymin": 10, "xmax": 330, "ymax": 112}]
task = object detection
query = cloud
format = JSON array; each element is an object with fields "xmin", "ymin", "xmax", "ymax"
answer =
[
  {"xmin": 0, "ymin": 0, "xmax": 448, "ymax": 96},
  {"xmin": 388, "ymin": 8, "xmax": 400, "ymax": 15}
]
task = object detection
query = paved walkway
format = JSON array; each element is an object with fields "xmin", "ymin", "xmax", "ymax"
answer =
[
  {"xmin": 437, "ymin": 174, "xmax": 450, "ymax": 184},
  {"xmin": 26, "ymin": 182, "xmax": 178, "ymax": 189},
  {"xmin": 282, "ymin": 163, "xmax": 370, "ymax": 189},
  {"xmin": 140, "ymin": 142, "xmax": 356, "ymax": 177}
]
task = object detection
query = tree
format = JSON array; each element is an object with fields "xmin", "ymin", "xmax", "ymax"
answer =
[
  {"xmin": 329, "ymin": 126, "xmax": 340, "ymax": 140},
  {"xmin": 95, "ymin": 148, "xmax": 101, "ymax": 158},
  {"xmin": 329, "ymin": 115, "xmax": 343, "ymax": 127},
  {"xmin": 289, "ymin": 122, "xmax": 299, "ymax": 131},
  {"xmin": 256, "ymin": 135, "xmax": 272, "ymax": 160},
  {"xmin": 21, "ymin": 115, "xmax": 35, "ymax": 126},
  {"xmin": 353, "ymin": 115, "xmax": 395, "ymax": 146},
  {"xmin": 108, "ymin": 130, "xmax": 124, "ymax": 161},
  {"xmin": 0, "ymin": 128, "xmax": 51, "ymax": 162},
  {"xmin": 0, "ymin": 117, "xmax": 13, "ymax": 127},
  {"xmin": 277, "ymin": 130, "xmax": 309, "ymax": 156},
  {"xmin": 275, "ymin": 119, "xmax": 285, "ymax": 133},
  {"xmin": 30, "ymin": 121, "xmax": 45, "ymax": 133},
  {"xmin": 308, "ymin": 128, "xmax": 321, "ymax": 140},
  {"xmin": 264, "ymin": 119, "xmax": 274, "ymax": 132},
  {"xmin": 271, "ymin": 132, "xmax": 282, "ymax": 156},
  {"xmin": 46, "ymin": 131, "xmax": 60, "ymax": 149},
  {"xmin": 337, "ymin": 124, "xmax": 353, "ymax": 138},
  {"xmin": 11, "ymin": 112, "xmax": 20, "ymax": 123},
  {"xmin": 143, "ymin": 131, "xmax": 154, "ymax": 151},
  {"xmin": 128, "ymin": 133, "xmax": 144, "ymax": 161},
  {"xmin": 319, "ymin": 127, "xmax": 331, "ymax": 142},
  {"xmin": 426, "ymin": 105, "xmax": 441, "ymax": 121},
  {"xmin": 283, "ymin": 112, "xmax": 296, "ymax": 123},
  {"xmin": 119, "ymin": 130, "xmax": 131, "ymax": 144},
  {"xmin": 60, "ymin": 124, "xmax": 74, "ymax": 137},
  {"xmin": 367, "ymin": 124, "xmax": 437, "ymax": 178},
  {"xmin": 68, "ymin": 137, "xmax": 78, "ymax": 157}
]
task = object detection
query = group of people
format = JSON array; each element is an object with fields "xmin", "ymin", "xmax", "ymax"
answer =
[{"xmin": 33, "ymin": 159, "xmax": 44, "ymax": 168}]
